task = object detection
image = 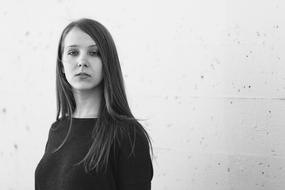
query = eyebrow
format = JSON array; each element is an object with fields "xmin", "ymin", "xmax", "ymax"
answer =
[{"xmin": 65, "ymin": 45, "xmax": 98, "ymax": 48}]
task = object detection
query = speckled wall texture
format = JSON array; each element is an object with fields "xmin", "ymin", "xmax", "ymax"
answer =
[{"xmin": 0, "ymin": 0, "xmax": 284, "ymax": 189}]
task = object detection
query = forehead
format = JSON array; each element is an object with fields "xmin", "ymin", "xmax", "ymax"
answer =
[{"xmin": 63, "ymin": 27, "xmax": 96, "ymax": 47}]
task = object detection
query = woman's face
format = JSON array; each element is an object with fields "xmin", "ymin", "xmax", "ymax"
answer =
[{"xmin": 61, "ymin": 27, "xmax": 103, "ymax": 91}]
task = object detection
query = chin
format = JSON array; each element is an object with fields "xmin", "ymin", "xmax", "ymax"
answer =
[{"xmin": 72, "ymin": 84, "xmax": 102, "ymax": 91}]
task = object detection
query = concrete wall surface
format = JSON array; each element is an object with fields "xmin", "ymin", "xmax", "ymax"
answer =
[{"xmin": 0, "ymin": 0, "xmax": 285, "ymax": 189}]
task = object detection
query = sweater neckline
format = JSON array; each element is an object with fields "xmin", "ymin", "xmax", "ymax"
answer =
[
  {"xmin": 71, "ymin": 117, "xmax": 98, "ymax": 120},
  {"xmin": 61, "ymin": 116, "xmax": 98, "ymax": 125},
  {"xmin": 62, "ymin": 116, "xmax": 98, "ymax": 124},
  {"xmin": 70, "ymin": 117, "xmax": 98, "ymax": 125}
]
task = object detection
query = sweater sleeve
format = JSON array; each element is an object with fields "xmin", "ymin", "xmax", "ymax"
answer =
[{"xmin": 116, "ymin": 129, "xmax": 153, "ymax": 190}]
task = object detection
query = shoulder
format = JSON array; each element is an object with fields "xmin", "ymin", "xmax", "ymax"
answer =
[
  {"xmin": 113, "ymin": 120, "xmax": 153, "ymax": 186},
  {"xmin": 116, "ymin": 120, "xmax": 151, "ymax": 155},
  {"xmin": 49, "ymin": 116, "xmax": 67, "ymax": 131},
  {"xmin": 44, "ymin": 116, "xmax": 68, "ymax": 153}
]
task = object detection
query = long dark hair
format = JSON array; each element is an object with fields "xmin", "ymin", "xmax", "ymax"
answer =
[{"xmin": 53, "ymin": 18, "xmax": 152, "ymax": 173}]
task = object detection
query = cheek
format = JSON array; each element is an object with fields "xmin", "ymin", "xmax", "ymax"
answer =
[
  {"xmin": 92, "ymin": 60, "xmax": 103, "ymax": 73},
  {"xmin": 97, "ymin": 63, "xmax": 103, "ymax": 76},
  {"xmin": 62, "ymin": 63, "xmax": 74, "ymax": 78}
]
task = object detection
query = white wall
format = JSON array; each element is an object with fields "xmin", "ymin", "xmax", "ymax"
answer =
[{"xmin": 0, "ymin": 0, "xmax": 285, "ymax": 189}]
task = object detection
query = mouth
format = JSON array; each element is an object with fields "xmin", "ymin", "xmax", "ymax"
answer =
[{"xmin": 75, "ymin": 73, "xmax": 91, "ymax": 77}]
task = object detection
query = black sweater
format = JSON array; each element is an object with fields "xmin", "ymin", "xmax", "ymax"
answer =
[{"xmin": 34, "ymin": 116, "xmax": 153, "ymax": 190}]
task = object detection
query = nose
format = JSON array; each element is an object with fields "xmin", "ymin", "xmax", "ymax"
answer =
[
  {"xmin": 77, "ymin": 54, "xmax": 89, "ymax": 67},
  {"xmin": 77, "ymin": 61, "xmax": 88, "ymax": 67}
]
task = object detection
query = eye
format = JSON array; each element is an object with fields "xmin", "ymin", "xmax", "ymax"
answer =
[
  {"xmin": 89, "ymin": 51, "xmax": 100, "ymax": 57},
  {"xmin": 67, "ymin": 50, "xmax": 79, "ymax": 56}
]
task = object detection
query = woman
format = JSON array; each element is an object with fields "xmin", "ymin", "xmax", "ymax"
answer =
[{"xmin": 35, "ymin": 18, "xmax": 153, "ymax": 190}]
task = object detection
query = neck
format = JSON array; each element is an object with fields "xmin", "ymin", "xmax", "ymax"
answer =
[{"xmin": 72, "ymin": 87, "xmax": 102, "ymax": 118}]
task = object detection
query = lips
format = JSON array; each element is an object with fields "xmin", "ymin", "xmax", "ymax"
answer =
[{"xmin": 75, "ymin": 73, "xmax": 90, "ymax": 77}]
